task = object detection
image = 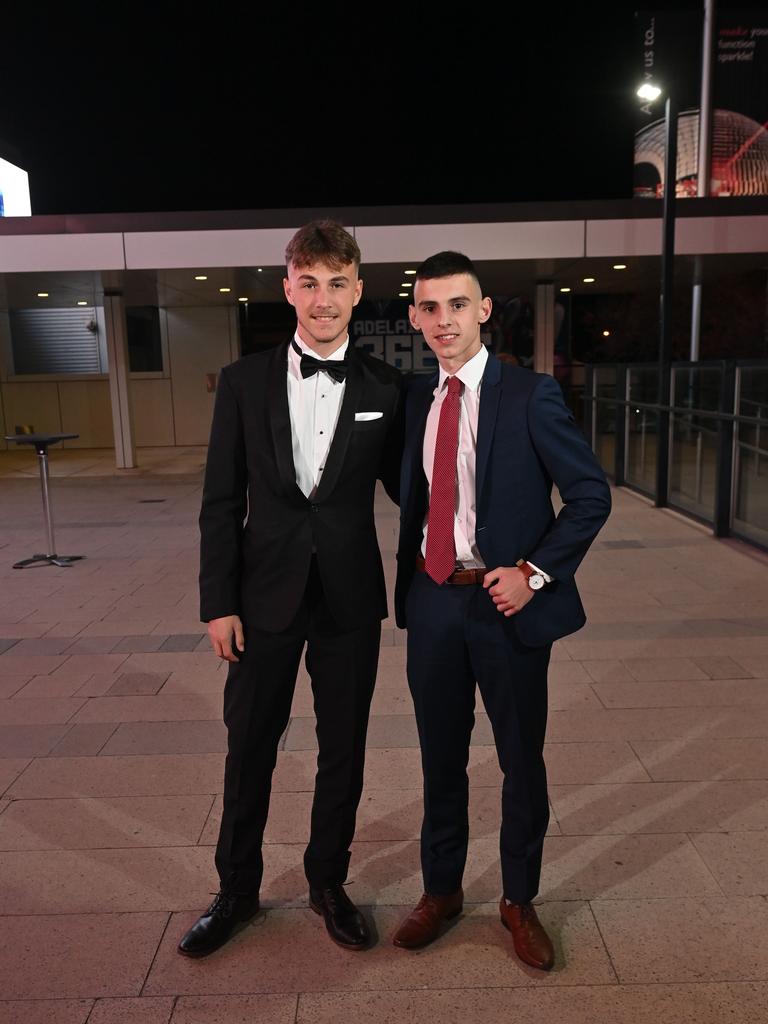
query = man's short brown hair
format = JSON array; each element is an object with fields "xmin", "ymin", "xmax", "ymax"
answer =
[{"xmin": 285, "ymin": 220, "xmax": 361, "ymax": 271}]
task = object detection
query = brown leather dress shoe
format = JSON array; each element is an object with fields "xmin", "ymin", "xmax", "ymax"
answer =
[
  {"xmin": 392, "ymin": 889, "xmax": 463, "ymax": 949},
  {"xmin": 499, "ymin": 898, "xmax": 555, "ymax": 970}
]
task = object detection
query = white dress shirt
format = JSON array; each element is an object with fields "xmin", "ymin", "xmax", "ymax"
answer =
[
  {"xmin": 422, "ymin": 345, "xmax": 551, "ymax": 580},
  {"xmin": 287, "ymin": 332, "xmax": 347, "ymax": 498}
]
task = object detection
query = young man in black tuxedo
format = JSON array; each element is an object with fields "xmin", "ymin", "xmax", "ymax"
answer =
[
  {"xmin": 179, "ymin": 221, "xmax": 402, "ymax": 957},
  {"xmin": 392, "ymin": 252, "xmax": 610, "ymax": 969}
]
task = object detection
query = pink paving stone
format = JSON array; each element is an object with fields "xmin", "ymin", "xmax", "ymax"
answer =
[
  {"xmin": 144, "ymin": 902, "xmax": 613, "ymax": 996},
  {"xmin": 86, "ymin": 997, "xmax": 174, "ymax": 1024},
  {"xmin": 0, "ymin": 676, "xmax": 31, "ymax": 698},
  {"xmin": 690, "ymin": 831, "xmax": 768, "ymax": 895},
  {"xmin": 12, "ymin": 673, "xmax": 93, "ymax": 699},
  {"xmin": 295, "ymin": 983, "xmax": 768, "ymax": 1024},
  {"xmin": 550, "ymin": 780, "xmax": 768, "ymax": 835},
  {"xmin": 58, "ymin": 655, "xmax": 130, "ymax": 676},
  {"xmin": 7, "ymin": 754, "xmax": 224, "ymax": 799},
  {"xmin": 0, "ymin": 698, "xmax": 85, "ymax": 726},
  {"xmin": 0, "ymin": 656, "xmax": 68, "ymax": 677},
  {"xmin": 171, "ymin": 995, "xmax": 298, "ymax": 1024},
  {"xmin": 632, "ymin": 737, "xmax": 768, "ymax": 781},
  {"xmin": 0, "ymin": 1001, "xmax": 92, "ymax": 1024},
  {"xmin": 539, "ymin": 834, "xmax": 722, "ymax": 901},
  {"xmin": 0, "ymin": 795, "xmax": 215, "ymax": 850},
  {"xmin": 591, "ymin": 897, "xmax": 768, "ymax": 983},
  {"xmin": 49, "ymin": 723, "xmax": 119, "ymax": 756},
  {"xmin": 0, "ymin": 724, "xmax": 72, "ymax": 757},
  {"xmin": 106, "ymin": 673, "xmax": 170, "ymax": 696},
  {"xmin": 71, "ymin": 694, "xmax": 221, "ymax": 724},
  {"xmin": 0, "ymin": 758, "xmax": 31, "ymax": 795},
  {"xmin": 99, "ymin": 721, "xmax": 227, "ymax": 756},
  {"xmin": 0, "ymin": 912, "xmax": 169, "ymax": 999},
  {"xmin": 0, "ymin": 847, "xmax": 215, "ymax": 913}
]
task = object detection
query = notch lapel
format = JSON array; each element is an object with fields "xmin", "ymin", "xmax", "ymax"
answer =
[{"xmin": 476, "ymin": 352, "xmax": 502, "ymax": 503}]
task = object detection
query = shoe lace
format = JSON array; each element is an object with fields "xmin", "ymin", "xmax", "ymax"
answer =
[{"xmin": 206, "ymin": 891, "xmax": 237, "ymax": 919}]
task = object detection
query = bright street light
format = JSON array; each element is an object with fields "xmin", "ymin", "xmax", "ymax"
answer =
[{"xmin": 637, "ymin": 83, "xmax": 662, "ymax": 102}]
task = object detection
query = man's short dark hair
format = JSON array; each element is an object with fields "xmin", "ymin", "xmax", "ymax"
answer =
[
  {"xmin": 285, "ymin": 220, "xmax": 361, "ymax": 271},
  {"xmin": 415, "ymin": 251, "xmax": 481, "ymax": 288}
]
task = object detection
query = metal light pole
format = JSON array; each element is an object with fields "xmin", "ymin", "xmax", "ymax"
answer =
[
  {"xmin": 657, "ymin": 93, "xmax": 678, "ymax": 508},
  {"xmin": 637, "ymin": 82, "xmax": 678, "ymax": 508}
]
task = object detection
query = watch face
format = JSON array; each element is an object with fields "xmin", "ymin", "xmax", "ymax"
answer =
[{"xmin": 529, "ymin": 574, "xmax": 545, "ymax": 590}]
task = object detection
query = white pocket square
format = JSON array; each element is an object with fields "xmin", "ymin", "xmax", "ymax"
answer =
[{"xmin": 355, "ymin": 411, "xmax": 383, "ymax": 421}]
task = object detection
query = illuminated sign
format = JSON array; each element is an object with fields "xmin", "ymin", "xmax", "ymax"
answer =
[{"xmin": 0, "ymin": 156, "xmax": 32, "ymax": 216}]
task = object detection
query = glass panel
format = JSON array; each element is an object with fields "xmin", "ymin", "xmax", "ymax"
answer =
[
  {"xmin": 594, "ymin": 401, "xmax": 617, "ymax": 477},
  {"xmin": 625, "ymin": 406, "xmax": 657, "ymax": 495},
  {"xmin": 669, "ymin": 412, "xmax": 717, "ymax": 522},
  {"xmin": 672, "ymin": 366, "xmax": 722, "ymax": 413},
  {"xmin": 595, "ymin": 366, "xmax": 617, "ymax": 400},
  {"xmin": 628, "ymin": 365, "xmax": 658, "ymax": 404},
  {"xmin": 733, "ymin": 367, "xmax": 768, "ymax": 546}
]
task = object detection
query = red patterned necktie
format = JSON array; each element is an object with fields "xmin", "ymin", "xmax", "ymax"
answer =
[{"xmin": 425, "ymin": 375, "xmax": 463, "ymax": 584}]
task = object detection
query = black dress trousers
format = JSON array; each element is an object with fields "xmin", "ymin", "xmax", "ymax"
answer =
[{"xmin": 215, "ymin": 558, "xmax": 381, "ymax": 893}]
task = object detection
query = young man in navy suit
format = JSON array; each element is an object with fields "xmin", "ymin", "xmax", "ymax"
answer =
[
  {"xmin": 179, "ymin": 221, "xmax": 402, "ymax": 958},
  {"xmin": 392, "ymin": 252, "xmax": 610, "ymax": 969}
]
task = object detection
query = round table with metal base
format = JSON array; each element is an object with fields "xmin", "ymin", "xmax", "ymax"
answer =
[{"xmin": 4, "ymin": 433, "xmax": 85, "ymax": 569}]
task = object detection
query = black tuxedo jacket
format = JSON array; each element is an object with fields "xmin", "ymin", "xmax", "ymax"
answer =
[
  {"xmin": 200, "ymin": 340, "xmax": 403, "ymax": 633},
  {"xmin": 395, "ymin": 354, "xmax": 611, "ymax": 647}
]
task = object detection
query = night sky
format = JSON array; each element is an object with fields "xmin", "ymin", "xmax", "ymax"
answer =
[{"xmin": 0, "ymin": 1, "xmax": 743, "ymax": 217}]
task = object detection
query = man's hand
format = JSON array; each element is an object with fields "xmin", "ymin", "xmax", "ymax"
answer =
[
  {"xmin": 483, "ymin": 566, "xmax": 535, "ymax": 617},
  {"xmin": 207, "ymin": 615, "xmax": 245, "ymax": 662}
]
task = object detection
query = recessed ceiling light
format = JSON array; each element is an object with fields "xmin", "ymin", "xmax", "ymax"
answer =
[
  {"xmin": 194, "ymin": 275, "xmax": 208, "ymax": 281},
  {"xmin": 404, "ymin": 269, "xmax": 417, "ymax": 275},
  {"xmin": 398, "ymin": 292, "xmax": 409, "ymax": 298},
  {"xmin": 559, "ymin": 287, "xmax": 571, "ymax": 293},
  {"xmin": 400, "ymin": 282, "xmax": 412, "ymax": 288},
  {"xmin": 37, "ymin": 292, "xmax": 49, "ymax": 298},
  {"xmin": 238, "ymin": 296, "xmax": 249, "ymax": 302},
  {"xmin": 257, "ymin": 268, "xmax": 263, "ymax": 272},
  {"xmin": 583, "ymin": 277, "xmax": 595, "ymax": 283},
  {"xmin": 77, "ymin": 300, "xmax": 88, "ymax": 306},
  {"xmin": 219, "ymin": 287, "xmax": 231, "ymax": 293},
  {"xmin": 613, "ymin": 264, "xmax": 627, "ymax": 270},
  {"xmin": 603, "ymin": 330, "xmax": 611, "ymax": 337}
]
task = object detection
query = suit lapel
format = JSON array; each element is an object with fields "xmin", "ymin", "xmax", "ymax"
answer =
[
  {"xmin": 476, "ymin": 352, "xmax": 502, "ymax": 503},
  {"xmin": 267, "ymin": 341, "xmax": 305, "ymax": 501},
  {"xmin": 312, "ymin": 345, "xmax": 364, "ymax": 502}
]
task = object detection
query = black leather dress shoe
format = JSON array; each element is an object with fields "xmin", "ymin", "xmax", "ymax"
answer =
[
  {"xmin": 309, "ymin": 885, "xmax": 370, "ymax": 950},
  {"xmin": 177, "ymin": 891, "xmax": 260, "ymax": 957}
]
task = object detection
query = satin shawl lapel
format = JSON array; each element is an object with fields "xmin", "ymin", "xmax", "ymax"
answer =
[
  {"xmin": 312, "ymin": 345, "xmax": 364, "ymax": 502},
  {"xmin": 267, "ymin": 341, "xmax": 305, "ymax": 501}
]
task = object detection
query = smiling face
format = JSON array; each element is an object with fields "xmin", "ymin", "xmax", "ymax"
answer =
[
  {"xmin": 283, "ymin": 260, "xmax": 363, "ymax": 354},
  {"xmin": 409, "ymin": 272, "xmax": 492, "ymax": 373}
]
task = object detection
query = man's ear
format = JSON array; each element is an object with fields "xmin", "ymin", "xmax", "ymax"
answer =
[
  {"xmin": 283, "ymin": 277, "xmax": 295, "ymax": 306},
  {"xmin": 479, "ymin": 296, "xmax": 493, "ymax": 324},
  {"xmin": 409, "ymin": 304, "xmax": 420, "ymax": 331}
]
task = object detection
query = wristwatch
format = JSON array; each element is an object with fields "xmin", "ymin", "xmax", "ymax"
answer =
[{"xmin": 515, "ymin": 559, "xmax": 546, "ymax": 591}]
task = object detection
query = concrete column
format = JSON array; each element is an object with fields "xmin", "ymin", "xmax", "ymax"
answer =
[
  {"xmin": 103, "ymin": 290, "xmax": 136, "ymax": 469},
  {"xmin": 534, "ymin": 281, "xmax": 555, "ymax": 376}
]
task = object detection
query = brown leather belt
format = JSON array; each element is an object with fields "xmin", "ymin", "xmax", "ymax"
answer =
[{"xmin": 415, "ymin": 554, "xmax": 487, "ymax": 586}]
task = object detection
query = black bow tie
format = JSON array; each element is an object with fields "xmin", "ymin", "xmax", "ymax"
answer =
[{"xmin": 292, "ymin": 341, "xmax": 348, "ymax": 383}]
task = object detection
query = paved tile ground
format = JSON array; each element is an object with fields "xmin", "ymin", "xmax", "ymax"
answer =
[{"xmin": 1, "ymin": 447, "xmax": 768, "ymax": 1023}]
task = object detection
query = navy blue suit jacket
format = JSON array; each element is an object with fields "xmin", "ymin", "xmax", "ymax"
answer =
[{"xmin": 394, "ymin": 353, "xmax": 611, "ymax": 647}]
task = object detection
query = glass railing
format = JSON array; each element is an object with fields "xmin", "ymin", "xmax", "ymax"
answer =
[{"xmin": 585, "ymin": 359, "xmax": 768, "ymax": 551}]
